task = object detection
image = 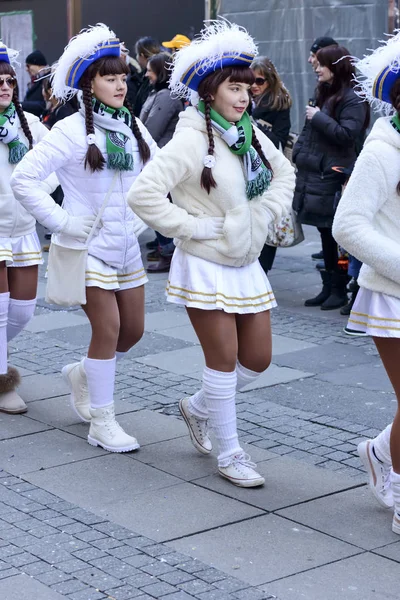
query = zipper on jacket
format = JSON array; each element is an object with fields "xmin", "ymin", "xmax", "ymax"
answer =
[{"xmin": 120, "ymin": 172, "xmax": 128, "ymax": 265}]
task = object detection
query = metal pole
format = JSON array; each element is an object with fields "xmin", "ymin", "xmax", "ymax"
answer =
[{"xmin": 67, "ymin": 0, "xmax": 82, "ymax": 39}]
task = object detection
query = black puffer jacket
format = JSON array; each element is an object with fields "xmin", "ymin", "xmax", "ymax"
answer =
[
  {"xmin": 252, "ymin": 95, "xmax": 291, "ymax": 150},
  {"xmin": 292, "ymin": 87, "xmax": 368, "ymax": 228}
]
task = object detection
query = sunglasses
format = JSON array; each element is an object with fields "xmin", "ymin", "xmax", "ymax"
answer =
[
  {"xmin": 254, "ymin": 77, "xmax": 266, "ymax": 86},
  {"xmin": 0, "ymin": 76, "xmax": 17, "ymax": 88}
]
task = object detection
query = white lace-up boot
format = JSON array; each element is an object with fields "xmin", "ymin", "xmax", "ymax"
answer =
[
  {"xmin": 391, "ymin": 470, "xmax": 400, "ymax": 534},
  {"xmin": 62, "ymin": 360, "xmax": 91, "ymax": 422},
  {"xmin": 218, "ymin": 452, "xmax": 265, "ymax": 487},
  {"xmin": 88, "ymin": 403, "xmax": 140, "ymax": 453}
]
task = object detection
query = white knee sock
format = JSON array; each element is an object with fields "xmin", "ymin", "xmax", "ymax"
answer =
[
  {"xmin": 189, "ymin": 361, "xmax": 261, "ymax": 419},
  {"xmin": 202, "ymin": 366, "xmax": 241, "ymax": 466},
  {"xmin": 373, "ymin": 423, "xmax": 392, "ymax": 465},
  {"xmin": 0, "ymin": 292, "xmax": 9, "ymax": 375},
  {"xmin": 236, "ymin": 361, "xmax": 261, "ymax": 391},
  {"xmin": 84, "ymin": 357, "xmax": 116, "ymax": 409},
  {"xmin": 7, "ymin": 298, "xmax": 36, "ymax": 342}
]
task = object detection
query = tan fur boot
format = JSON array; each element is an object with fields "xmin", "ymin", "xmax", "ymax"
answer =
[{"xmin": 0, "ymin": 367, "xmax": 26, "ymax": 414}]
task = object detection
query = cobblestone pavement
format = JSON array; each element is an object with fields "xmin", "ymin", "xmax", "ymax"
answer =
[{"xmin": 1, "ymin": 227, "xmax": 398, "ymax": 599}]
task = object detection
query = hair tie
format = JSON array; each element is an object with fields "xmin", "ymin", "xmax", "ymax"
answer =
[
  {"xmin": 203, "ymin": 154, "xmax": 215, "ymax": 168},
  {"xmin": 87, "ymin": 134, "xmax": 96, "ymax": 146}
]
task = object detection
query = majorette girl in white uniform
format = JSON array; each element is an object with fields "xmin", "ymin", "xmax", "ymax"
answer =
[
  {"xmin": 128, "ymin": 22, "xmax": 295, "ymax": 487},
  {"xmin": 11, "ymin": 25, "xmax": 157, "ymax": 452},
  {"xmin": 333, "ymin": 30, "xmax": 400, "ymax": 534},
  {"xmin": 0, "ymin": 42, "xmax": 57, "ymax": 415}
]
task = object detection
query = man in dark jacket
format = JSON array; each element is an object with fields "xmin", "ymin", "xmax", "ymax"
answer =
[{"xmin": 22, "ymin": 50, "xmax": 48, "ymax": 117}]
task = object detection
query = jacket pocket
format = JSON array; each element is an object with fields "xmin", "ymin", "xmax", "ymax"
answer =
[{"xmin": 217, "ymin": 205, "xmax": 251, "ymax": 259}]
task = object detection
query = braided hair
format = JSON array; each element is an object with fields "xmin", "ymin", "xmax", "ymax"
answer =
[
  {"xmin": 79, "ymin": 55, "xmax": 151, "ymax": 172},
  {"xmin": 0, "ymin": 62, "xmax": 33, "ymax": 150},
  {"xmin": 200, "ymin": 94, "xmax": 217, "ymax": 193},
  {"xmin": 197, "ymin": 65, "xmax": 274, "ymax": 194},
  {"xmin": 81, "ymin": 78, "xmax": 105, "ymax": 172}
]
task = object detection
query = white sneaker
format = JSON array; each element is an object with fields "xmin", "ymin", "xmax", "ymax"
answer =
[
  {"xmin": 62, "ymin": 360, "xmax": 91, "ymax": 423},
  {"xmin": 179, "ymin": 397, "xmax": 212, "ymax": 455},
  {"xmin": 218, "ymin": 452, "xmax": 265, "ymax": 488},
  {"xmin": 357, "ymin": 440, "xmax": 393, "ymax": 509},
  {"xmin": 88, "ymin": 404, "xmax": 140, "ymax": 453}
]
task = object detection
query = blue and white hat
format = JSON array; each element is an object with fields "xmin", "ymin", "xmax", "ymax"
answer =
[
  {"xmin": 169, "ymin": 20, "xmax": 258, "ymax": 103},
  {"xmin": 52, "ymin": 23, "xmax": 121, "ymax": 101},
  {"xmin": 0, "ymin": 42, "xmax": 20, "ymax": 67},
  {"xmin": 352, "ymin": 29, "xmax": 400, "ymax": 114}
]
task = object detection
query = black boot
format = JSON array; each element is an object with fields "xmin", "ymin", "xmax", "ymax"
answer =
[
  {"xmin": 321, "ymin": 272, "xmax": 348, "ymax": 310},
  {"xmin": 304, "ymin": 270, "xmax": 331, "ymax": 306},
  {"xmin": 340, "ymin": 281, "xmax": 359, "ymax": 316}
]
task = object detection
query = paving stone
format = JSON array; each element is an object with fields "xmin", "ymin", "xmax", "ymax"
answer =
[
  {"xmin": 232, "ymin": 589, "xmax": 269, "ymax": 600},
  {"xmin": 51, "ymin": 578, "xmax": 90, "ymax": 594},
  {"xmin": 36, "ymin": 568, "xmax": 73, "ymax": 585},
  {"xmin": 178, "ymin": 579, "xmax": 214, "ymax": 594},
  {"xmin": 68, "ymin": 590, "xmax": 106, "ymax": 600},
  {"xmin": 0, "ymin": 414, "xmax": 51, "ymax": 441},
  {"xmin": 0, "ymin": 573, "xmax": 66, "ymax": 599},
  {"xmin": 263, "ymin": 552, "xmax": 399, "ymax": 600},
  {"xmin": 212, "ymin": 577, "xmax": 249, "ymax": 593},
  {"xmin": 104, "ymin": 584, "xmax": 143, "ymax": 599},
  {"xmin": 140, "ymin": 561, "xmax": 175, "ymax": 576},
  {"xmin": 90, "ymin": 556, "xmax": 140, "ymax": 578},
  {"xmin": 140, "ymin": 581, "xmax": 176, "ymax": 597},
  {"xmin": 73, "ymin": 566, "xmax": 122, "ymax": 590},
  {"xmin": 278, "ymin": 486, "xmax": 398, "ymax": 550},
  {"xmin": 195, "ymin": 568, "xmax": 226, "ymax": 584},
  {"xmin": 123, "ymin": 572, "xmax": 157, "ymax": 588},
  {"xmin": 56, "ymin": 558, "xmax": 89, "ymax": 573},
  {"xmin": 158, "ymin": 569, "xmax": 195, "ymax": 585}
]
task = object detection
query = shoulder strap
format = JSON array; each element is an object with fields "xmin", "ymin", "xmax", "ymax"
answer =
[{"xmin": 86, "ymin": 170, "xmax": 119, "ymax": 247}]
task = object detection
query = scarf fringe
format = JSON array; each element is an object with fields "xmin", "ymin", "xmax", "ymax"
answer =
[
  {"xmin": 9, "ymin": 143, "xmax": 28, "ymax": 165},
  {"xmin": 107, "ymin": 152, "xmax": 133, "ymax": 171},
  {"xmin": 246, "ymin": 169, "xmax": 272, "ymax": 201}
]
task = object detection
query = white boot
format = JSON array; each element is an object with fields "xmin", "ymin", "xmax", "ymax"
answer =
[
  {"xmin": 88, "ymin": 403, "xmax": 140, "ymax": 452},
  {"xmin": 62, "ymin": 360, "xmax": 91, "ymax": 422},
  {"xmin": 0, "ymin": 367, "xmax": 26, "ymax": 414}
]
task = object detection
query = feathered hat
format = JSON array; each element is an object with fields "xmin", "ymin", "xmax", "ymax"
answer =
[
  {"xmin": 169, "ymin": 20, "xmax": 258, "ymax": 103},
  {"xmin": 353, "ymin": 30, "xmax": 400, "ymax": 114},
  {"xmin": 0, "ymin": 42, "xmax": 19, "ymax": 67},
  {"xmin": 52, "ymin": 23, "xmax": 121, "ymax": 101}
]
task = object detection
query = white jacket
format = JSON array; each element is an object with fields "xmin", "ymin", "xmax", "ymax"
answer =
[
  {"xmin": 333, "ymin": 117, "xmax": 400, "ymax": 300},
  {"xmin": 11, "ymin": 112, "xmax": 157, "ymax": 269},
  {"xmin": 127, "ymin": 106, "xmax": 295, "ymax": 267},
  {"xmin": 0, "ymin": 113, "xmax": 57, "ymax": 238}
]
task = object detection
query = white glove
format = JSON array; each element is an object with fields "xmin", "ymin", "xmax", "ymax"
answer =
[
  {"xmin": 61, "ymin": 214, "xmax": 97, "ymax": 241},
  {"xmin": 192, "ymin": 217, "xmax": 224, "ymax": 241}
]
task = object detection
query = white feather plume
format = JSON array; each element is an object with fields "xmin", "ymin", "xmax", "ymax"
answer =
[
  {"xmin": 169, "ymin": 20, "xmax": 258, "ymax": 100},
  {"xmin": 352, "ymin": 30, "xmax": 400, "ymax": 115},
  {"xmin": 52, "ymin": 23, "xmax": 117, "ymax": 101},
  {"xmin": 0, "ymin": 42, "xmax": 20, "ymax": 68}
]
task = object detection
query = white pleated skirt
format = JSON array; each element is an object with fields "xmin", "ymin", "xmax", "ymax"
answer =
[
  {"xmin": 349, "ymin": 288, "xmax": 400, "ymax": 338},
  {"xmin": 85, "ymin": 254, "xmax": 147, "ymax": 291},
  {"xmin": 166, "ymin": 248, "xmax": 277, "ymax": 314},
  {"xmin": 0, "ymin": 231, "xmax": 43, "ymax": 267}
]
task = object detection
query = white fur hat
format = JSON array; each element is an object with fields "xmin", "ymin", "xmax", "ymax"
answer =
[
  {"xmin": 169, "ymin": 20, "xmax": 258, "ymax": 103},
  {"xmin": 0, "ymin": 41, "xmax": 20, "ymax": 68},
  {"xmin": 52, "ymin": 23, "xmax": 121, "ymax": 101},
  {"xmin": 353, "ymin": 30, "xmax": 400, "ymax": 114}
]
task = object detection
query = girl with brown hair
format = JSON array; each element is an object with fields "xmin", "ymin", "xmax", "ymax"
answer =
[
  {"xmin": 128, "ymin": 22, "xmax": 295, "ymax": 487},
  {"xmin": 11, "ymin": 25, "xmax": 157, "ymax": 452},
  {"xmin": 0, "ymin": 42, "xmax": 57, "ymax": 414}
]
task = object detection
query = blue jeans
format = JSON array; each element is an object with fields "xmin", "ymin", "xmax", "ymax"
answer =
[
  {"xmin": 155, "ymin": 231, "xmax": 175, "ymax": 257},
  {"xmin": 348, "ymin": 255, "xmax": 362, "ymax": 279}
]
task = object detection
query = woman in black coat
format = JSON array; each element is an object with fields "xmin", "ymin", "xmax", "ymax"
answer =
[
  {"xmin": 251, "ymin": 57, "xmax": 292, "ymax": 273},
  {"xmin": 293, "ymin": 45, "xmax": 369, "ymax": 310}
]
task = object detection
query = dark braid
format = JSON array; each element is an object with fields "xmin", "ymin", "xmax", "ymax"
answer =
[
  {"xmin": 12, "ymin": 88, "xmax": 33, "ymax": 150},
  {"xmin": 200, "ymin": 96, "xmax": 217, "ymax": 193},
  {"xmin": 251, "ymin": 126, "xmax": 273, "ymax": 175},
  {"xmin": 124, "ymin": 98, "xmax": 150, "ymax": 165},
  {"xmin": 81, "ymin": 79, "xmax": 105, "ymax": 172}
]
